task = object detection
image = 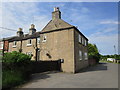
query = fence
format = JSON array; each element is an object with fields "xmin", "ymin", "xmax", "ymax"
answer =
[{"xmin": 30, "ymin": 60, "xmax": 61, "ymax": 74}]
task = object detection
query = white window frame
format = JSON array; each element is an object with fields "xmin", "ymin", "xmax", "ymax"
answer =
[
  {"xmin": 12, "ymin": 41, "xmax": 17, "ymax": 48},
  {"xmin": 85, "ymin": 39, "xmax": 86, "ymax": 46},
  {"xmin": 42, "ymin": 35, "xmax": 47, "ymax": 43},
  {"xmin": 26, "ymin": 52, "xmax": 32, "ymax": 56},
  {"xmin": 79, "ymin": 50, "xmax": 82, "ymax": 60},
  {"xmin": 79, "ymin": 34, "xmax": 81, "ymax": 43},
  {"xmin": 0, "ymin": 42, "xmax": 3, "ymax": 49},
  {"xmin": 82, "ymin": 37, "xmax": 84, "ymax": 45},
  {"xmin": 27, "ymin": 39, "xmax": 32, "ymax": 46},
  {"xmin": 37, "ymin": 37, "xmax": 40, "ymax": 44},
  {"xmin": 84, "ymin": 52, "xmax": 88, "ymax": 60}
]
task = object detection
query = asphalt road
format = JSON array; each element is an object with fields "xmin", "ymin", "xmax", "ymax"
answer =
[{"xmin": 16, "ymin": 62, "xmax": 118, "ymax": 88}]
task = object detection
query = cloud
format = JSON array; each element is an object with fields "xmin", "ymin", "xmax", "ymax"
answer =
[
  {"xmin": 100, "ymin": 20, "xmax": 118, "ymax": 24},
  {"xmin": 88, "ymin": 31, "xmax": 118, "ymax": 55},
  {"xmin": 1, "ymin": 2, "xmax": 50, "ymax": 38},
  {"xmin": 2, "ymin": 0, "xmax": 120, "ymax": 2},
  {"xmin": 81, "ymin": 7, "xmax": 90, "ymax": 13}
]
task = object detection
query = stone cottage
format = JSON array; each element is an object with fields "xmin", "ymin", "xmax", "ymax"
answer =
[{"xmin": 3, "ymin": 7, "xmax": 89, "ymax": 73}]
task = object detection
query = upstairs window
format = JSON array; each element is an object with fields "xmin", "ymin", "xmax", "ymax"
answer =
[
  {"xmin": 85, "ymin": 39, "xmax": 87, "ymax": 46},
  {"xmin": 82, "ymin": 37, "xmax": 84, "ymax": 45},
  {"xmin": 79, "ymin": 34, "xmax": 81, "ymax": 43},
  {"xmin": 42, "ymin": 35, "xmax": 47, "ymax": 42},
  {"xmin": 13, "ymin": 41, "xmax": 17, "ymax": 47},
  {"xmin": 37, "ymin": 38, "xmax": 40, "ymax": 44},
  {"xmin": 79, "ymin": 50, "xmax": 82, "ymax": 60},
  {"xmin": 27, "ymin": 39, "xmax": 32, "ymax": 46}
]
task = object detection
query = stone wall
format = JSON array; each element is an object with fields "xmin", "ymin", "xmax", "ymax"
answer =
[
  {"xmin": 74, "ymin": 29, "xmax": 89, "ymax": 72},
  {"xmin": 39, "ymin": 28, "xmax": 75, "ymax": 73}
]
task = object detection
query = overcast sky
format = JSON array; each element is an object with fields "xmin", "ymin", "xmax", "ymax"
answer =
[{"xmin": 0, "ymin": 2, "xmax": 119, "ymax": 55}]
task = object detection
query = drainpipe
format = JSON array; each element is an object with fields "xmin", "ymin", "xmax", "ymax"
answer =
[
  {"xmin": 2, "ymin": 40, "xmax": 5, "ymax": 57},
  {"xmin": 35, "ymin": 38, "xmax": 37, "ymax": 61}
]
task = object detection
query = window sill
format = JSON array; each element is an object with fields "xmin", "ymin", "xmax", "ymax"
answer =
[
  {"xmin": 12, "ymin": 46, "xmax": 16, "ymax": 48},
  {"xmin": 26, "ymin": 44, "xmax": 32, "ymax": 47},
  {"xmin": 42, "ymin": 40, "xmax": 46, "ymax": 43}
]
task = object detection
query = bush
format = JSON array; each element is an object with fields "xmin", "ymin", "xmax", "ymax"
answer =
[
  {"xmin": 2, "ymin": 51, "xmax": 32, "ymax": 89},
  {"xmin": 2, "ymin": 70, "xmax": 24, "ymax": 88},
  {"xmin": 2, "ymin": 51, "xmax": 31, "ymax": 64},
  {"xmin": 88, "ymin": 43, "xmax": 101, "ymax": 63}
]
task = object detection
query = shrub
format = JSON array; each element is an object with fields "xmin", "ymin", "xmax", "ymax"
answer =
[
  {"xmin": 88, "ymin": 43, "xmax": 101, "ymax": 63},
  {"xmin": 2, "ymin": 70, "xmax": 24, "ymax": 89},
  {"xmin": 2, "ymin": 51, "xmax": 31, "ymax": 64},
  {"xmin": 2, "ymin": 51, "xmax": 32, "ymax": 89}
]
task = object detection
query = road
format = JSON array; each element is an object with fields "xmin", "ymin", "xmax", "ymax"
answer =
[{"xmin": 16, "ymin": 62, "xmax": 118, "ymax": 88}]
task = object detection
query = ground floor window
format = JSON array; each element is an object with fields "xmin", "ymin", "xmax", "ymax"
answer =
[
  {"xmin": 26, "ymin": 52, "xmax": 33, "ymax": 56},
  {"xmin": 79, "ymin": 50, "xmax": 82, "ymax": 60},
  {"xmin": 84, "ymin": 52, "xmax": 88, "ymax": 60}
]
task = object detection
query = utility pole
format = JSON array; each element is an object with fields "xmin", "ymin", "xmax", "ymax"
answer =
[
  {"xmin": 114, "ymin": 45, "xmax": 116, "ymax": 55},
  {"xmin": 114, "ymin": 45, "xmax": 116, "ymax": 62}
]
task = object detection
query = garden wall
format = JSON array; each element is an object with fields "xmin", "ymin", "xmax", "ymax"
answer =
[{"xmin": 30, "ymin": 60, "xmax": 61, "ymax": 73}]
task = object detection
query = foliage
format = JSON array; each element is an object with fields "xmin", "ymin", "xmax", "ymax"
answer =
[
  {"xmin": 2, "ymin": 51, "xmax": 32, "ymax": 89},
  {"xmin": 2, "ymin": 70, "xmax": 24, "ymax": 88},
  {"xmin": 2, "ymin": 51, "xmax": 31, "ymax": 64},
  {"xmin": 101, "ymin": 54, "xmax": 120, "ymax": 61},
  {"xmin": 88, "ymin": 43, "xmax": 101, "ymax": 63}
]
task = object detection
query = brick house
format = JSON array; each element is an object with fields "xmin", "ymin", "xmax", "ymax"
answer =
[{"xmin": 3, "ymin": 7, "xmax": 89, "ymax": 73}]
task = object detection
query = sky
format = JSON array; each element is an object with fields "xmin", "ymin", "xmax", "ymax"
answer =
[{"xmin": 0, "ymin": 2, "xmax": 119, "ymax": 55}]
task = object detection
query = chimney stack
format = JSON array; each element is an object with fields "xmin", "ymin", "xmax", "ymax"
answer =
[
  {"xmin": 17, "ymin": 28, "xmax": 24, "ymax": 37},
  {"xmin": 52, "ymin": 7, "xmax": 61, "ymax": 20},
  {"xmin": 29, "ymin": 24, "xmax": 36, "ymax": 35}
]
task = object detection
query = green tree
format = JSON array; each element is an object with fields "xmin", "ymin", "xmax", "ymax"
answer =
[{"xmin": 88, "ymin": 43, "xmax": 101, "ymax": 63}]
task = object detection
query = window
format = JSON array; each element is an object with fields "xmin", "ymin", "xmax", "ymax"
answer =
[
  {"xmin": 79, "ymin": 50, "xmax": 82, "ymax": 60},
  {"xmin": 85, "ymin": 40, "xmax": 87, "ymax": 46},
  {"xmin": 37, "ymin": 38, "xmax": 40, "ymax": 44},
  {"xmin": 0, "ymin": 42, "xmax": 3, "ymax": 49},
  {"xmin": 84, "ymin": 52, "xmax": 88, "ymax": 60},
  {"xmin": 26, "ymin": 52, "xmax": 32, "ymax": 56},
  {"xmin": 12, "ymin": 41, "xmax": 17, "ymax": 47},
  {"xmin": 82, "ymin": 37, "xmax": 84, "ymax": 45},
  {"xmin": 27, "ymin": 39, "xmax": 32, "ymax": 46},
  {"xmin": 42, "ymin": 35, "xmax": 47, "ymax": 42},
  {"xmin": 79, "ymin": 34, "xmax": 81, "ymax": 43}
]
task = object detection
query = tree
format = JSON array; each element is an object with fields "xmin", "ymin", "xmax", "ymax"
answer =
[{"xmin": 88, "ymin": 43, "xmax": 101, "ymax": 63}]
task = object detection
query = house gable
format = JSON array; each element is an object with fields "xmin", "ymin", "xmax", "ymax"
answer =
[{"xmin": 41, "ymin": 19, "xmax": 73, "ymax": 32}]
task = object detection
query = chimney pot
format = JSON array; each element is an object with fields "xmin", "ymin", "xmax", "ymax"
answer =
[
  {"xmin": 18, "ymin": 28, "xmax": 22, "ymax": 31},
  {"xmin": 30, "ymin": 24, "xmax": 35, "ymax": 29},
  {"xmin": 17, "ymin": 28, "xmax": 24, "ymax": 37}
]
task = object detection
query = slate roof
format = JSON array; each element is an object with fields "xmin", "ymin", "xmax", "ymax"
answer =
[{"xmin": 4, "ymin": 32, "xmax": 40, "ymax": 42}]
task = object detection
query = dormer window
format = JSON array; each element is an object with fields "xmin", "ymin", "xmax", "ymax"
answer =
[
  {"xmin": 12, "ymin": 41, "xmax": 17, "ymax": 48},
  {"xmin": 42, "ymin": 35, "xmax": 47, "ymax": 42},
  {"xmin": 27, "ymin": 39, "xmax": 32, "ymax": 46}
]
